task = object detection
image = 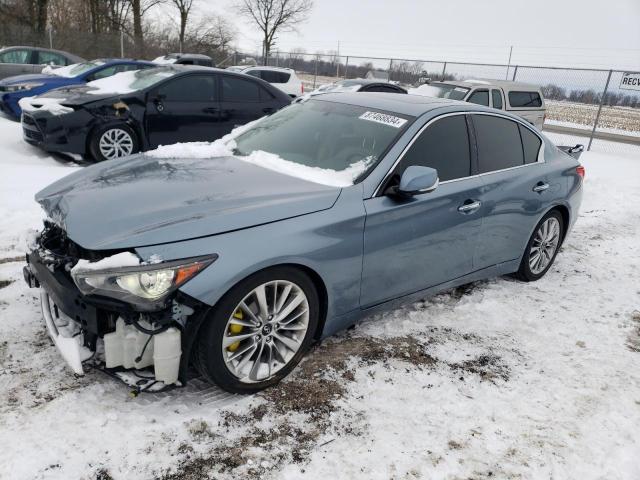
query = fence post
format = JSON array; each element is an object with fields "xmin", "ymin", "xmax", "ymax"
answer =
[
  {"xmin": 314, "ymin": 54, "xmax": 319, "ymax": 89},
  {"xmin": 441, "ymin": 62, "xmax": 447, "ymax": 81},
  {"xmin": 344, "ymin": 56, "xmax": 349, "ymax": 79},
  {"xmin": 388, "ymin": 59, "xmax": 393, "ymax": 82},
  {"xmin": 233, "ymin": 51, "xmax": 237, "ymax": 66},
  {"xmin": 48, "ymin": 27, "xmax": 53, "ymax": 49},
  {"xmin": 512, "ymin": 65, "xmax": 518, "ymax": 81},
  {"xmin": 120, "ymin": 31, "xmax": 125, "ymax": 58},
  {"xmin": 588, "ymin": 69, "xmax": 613, "ymax": 151}
]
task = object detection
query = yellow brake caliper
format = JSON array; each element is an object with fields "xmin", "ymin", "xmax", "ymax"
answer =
[{"xmin": 227, "ymin": 308, "xmax": 244, "ymax": 352}]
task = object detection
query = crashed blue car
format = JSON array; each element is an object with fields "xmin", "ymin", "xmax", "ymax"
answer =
[
  {"xmin": 0, "ymin": 59, "xmax": 154, "ymax": 118},
  {"xmin": 23, "ymin": 93, "xmax": 584, "ymax": 394}
]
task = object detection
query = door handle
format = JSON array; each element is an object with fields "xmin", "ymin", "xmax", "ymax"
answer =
[
  {"xmin": 263, "ymin": 107, "xmax": 274, "ymax": 114},
  {"xmin": 533, "ymin": 182, "xmax": 549, "ymax": 193},
  {"xmin": 458, "ymin": 200, "xmax": 481, "ymax": 213}
]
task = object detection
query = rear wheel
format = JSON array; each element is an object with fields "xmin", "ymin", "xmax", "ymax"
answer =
[
  {"xmin": 89, "ymin": 124, "xmax": 139, "ymax": 161},
  {"xmin": 515, "ymin": 210, "xmax": 564, "ymax": 282},
  {"xmin": 196, "ymin": 267, "xmax": 319, "ymax": 394}
]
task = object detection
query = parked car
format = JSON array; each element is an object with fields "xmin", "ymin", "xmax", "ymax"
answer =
[
  {"xmin": 24, "ymin": 93, "xmax": 584, "ymax": 394},
  {"xmin": 311, "ymin": 78, "xmax": 408, "ymax": 95},
  {"xmin": 0, "ymin": 59, "xmax": 155, "ymax": 119},
  {"xmin": 412, "ymin": 80, "xmax": 546, "ymax": 129},
  {"xmin": 0, "ymin": 46, "xmax": 83, "ymax": 80},
  {"xmin": 233, "ymin": 66, "xmax": 303, "ymax": 97},
  {"xmin": 153, "ymin": 53, "xmax": 213, "ymax": 67},
  {"xmin": 21, "ymin": 65, "xmax": 291, "ymax": 161}
]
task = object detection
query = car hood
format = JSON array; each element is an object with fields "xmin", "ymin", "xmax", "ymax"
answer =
[
  {"xmin": 0, "ymin": 73, "xmax": 61, "ymax": 85},
  {"xmin": 35, "ymin": 154, "xmax": 341, "ymax": 250},
  {"xmin": 36, "ymin": 85, "xmax": 116, "ymax": 105}
]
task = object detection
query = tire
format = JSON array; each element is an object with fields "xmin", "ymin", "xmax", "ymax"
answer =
[
  {"xmin": 196, "ymin": 266, "xmax": 320, "ymax": 394},
  {"xmin": 515, "ymin": 210, "xmax": 564, "ymax": 282},
  {"xmin": 88, "ymin": 124, "xmax": 139, "ymax": 162}
]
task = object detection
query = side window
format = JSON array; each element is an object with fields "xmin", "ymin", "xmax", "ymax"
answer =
[
  {"xmin": 156, "ymin": 75, "xmax": 217, "ymax": 102},
  {"xmin": 222, "ymin": 76, "xmax": 261, "ymax": 102},
  {"xmin": 37, "ymin": 51, "xmax": 67, "ymax": 66},
  {"xmin": 364, "ymin": 85, "xmax": 402, "ymax": 93},
  {"xmin": 0, "ymin": 49, "xmax": 32, "ymax": 64},
  {"xmin": 261, "ymin": 70, "xmax": 290, "ymax": 83},
  {"xmin": 86, "ymin": 65, "xmax": 118, "ymax": 81},
  {"xmin": 473, "ymin": 115, "xmax": 524, "ymax": 173},
  {"xmin": 467, "ymin": 89, "xmax": 489, "ymax": 106},
  {"xmin": 508, "ymin": 91, "xmax": 542, "ymax": 108},
  {"xmin": 491, "ymin": 89, "xmax": 503, "ymax": 109},
  {"xmin": 396, "ymin": 115, "xmax": 471, "ymax": 182},
  {"xmin": 519, "ymin": 124, "xmax": 542, "ymax": 164}
]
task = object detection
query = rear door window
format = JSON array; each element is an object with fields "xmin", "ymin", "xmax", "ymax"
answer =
[
  {"xmin": 157, "ymin": 74, "xmax": 217, "ymax": 101},
  {"xmin": 396, "ymin": 115, "xmax": 471, "ymax": 182},
  {"xmin": 518, "ymin": 124, "xmax": 542, "ymax": 164},
  {"xmin": 473, "ymin": 114, "xmax": 524, "ymax": 173},
  {"xmin": 508, "ymin": 91, "xmax": 542, "ymax": 108},
  {"xmin": 222, "ymin": 76, "xmax": 261, "ymax": 102},
  {"xmin": 467, "ymin": 89, "xmax": 489, "ymax": 106},
  {"xmin": 491, "ymin": 89, "xmax": 503, "ymax": 109},
  {"xmin": 37, "ymin": 51, "xmax": 67, "ymax": 66},
  {"xmin": 0, "ymin": 49, "xmax": 32, "ymax": 64}
]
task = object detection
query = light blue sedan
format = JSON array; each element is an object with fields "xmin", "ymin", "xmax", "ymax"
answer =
[{"xmin": 24, "ymin": 93, "xmax": 584, "ymax": 394}]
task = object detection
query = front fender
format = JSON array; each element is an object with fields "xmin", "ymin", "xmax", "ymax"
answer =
[{"xmin": 135, "ymin": 185, "xmax": 366, "ymax": 326}]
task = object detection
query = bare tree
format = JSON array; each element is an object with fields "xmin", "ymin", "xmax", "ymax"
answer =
[
  {"xmin": 168, "ymin": 0, "xmax": 196, "ymax": 52},
  {"xmin": 237, "ymin": 0, "xmax": 312, "ymax": 64},
  {"xmin": 127, "ymin": 0, "xmax": 162, "ymax": 55}
]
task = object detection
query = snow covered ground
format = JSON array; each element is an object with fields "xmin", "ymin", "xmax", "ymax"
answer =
[{"xmin": 0, "ymin": 114, "xmax": 639, "ymax": 480}]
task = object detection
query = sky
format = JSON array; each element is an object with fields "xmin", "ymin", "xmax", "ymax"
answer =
[{"xmin": 189, "ymin": 0, "xmax": 640, "ymax": 70}]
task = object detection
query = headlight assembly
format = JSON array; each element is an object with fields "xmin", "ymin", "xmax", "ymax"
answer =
[
  {"xmin": 71, "ymin": 255, "xmax": 217, "ymax": 310},
  {"xmin": 5, "ymin": 82, "xmax": 45, "ymax": 92}
]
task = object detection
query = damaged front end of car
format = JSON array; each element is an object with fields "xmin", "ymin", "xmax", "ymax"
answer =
[{"xmin": 24, "ymin": 220, "xmax": 216, "ymax": 393}]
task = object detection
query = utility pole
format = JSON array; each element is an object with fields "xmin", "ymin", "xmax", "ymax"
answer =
[
  {"xmin": 336, "ymin": 40, "xmax": 340, "ymax": 77},
  {"xmin": 506, "ymin": 45, "xmax": 513, "ymax": 80}
]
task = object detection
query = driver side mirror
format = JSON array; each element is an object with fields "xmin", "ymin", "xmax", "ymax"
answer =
[{"xmin": 393, "ymin": 166, "xmax": 439, "ymax": 197}]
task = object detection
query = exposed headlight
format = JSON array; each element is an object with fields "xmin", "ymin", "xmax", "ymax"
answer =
[
  {"xmin": 72, "ymin": 255, "xmax": 217, "ymax": 310},
  {"xmin": 5, "ymin": 82, "xmax": 45, "ymax": 92}
]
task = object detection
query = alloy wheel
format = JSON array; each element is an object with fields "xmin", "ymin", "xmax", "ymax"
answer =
[
  {"xmin": 98, "ymin": 128, "xmax": 134, "ymax": 159},
  {"xmin": 529, "ymin": 217, "xmax": 561, "ymax": 274},
  {"xmin": 221, "ymin": 280, "xmax": 310, "ymax": 383}
]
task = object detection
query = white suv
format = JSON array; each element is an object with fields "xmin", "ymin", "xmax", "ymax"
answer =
[{"xmin": 234, "ymin": 66, "xmax": 304, "ymax": 98}]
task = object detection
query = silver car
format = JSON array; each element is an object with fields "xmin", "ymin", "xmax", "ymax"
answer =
[{"xmin": 0, "ymin": 46, "xmax": 83, "ymax": 80}]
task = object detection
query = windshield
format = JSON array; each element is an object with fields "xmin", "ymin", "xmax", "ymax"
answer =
[
  {"xmin": 48, "ymin": 60, "xmax": 105, "ymax": 78},
  {"xmin": 232, "ymin": 99, "xmax": 412, "ymax": 184},
  {"xmin": 415, "ymin": 83, "xmax": 469, "ymax": 100},
  {"xmin": 86, "ymin": 67, "xmax": 177, "ymax": 95}
]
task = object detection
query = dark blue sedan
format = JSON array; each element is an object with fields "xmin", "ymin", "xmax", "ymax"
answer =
[{"xmin": 0, "ymin": 59, "xmax": 155, "ymax": 118}]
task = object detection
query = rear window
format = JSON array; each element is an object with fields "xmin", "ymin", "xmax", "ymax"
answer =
[
  {"xmin": 261, "ymin": 70, "xmax": 290, "ymax": 83},
  {"xmin": 473, "ymin": 114, "xmax": 524, "ymax": 173},
  {"xmin": 509, "ymin": 91, "xmax": 542, "ymax": 108},
  {"xmin": 519, "ymin": 124, "xmax": 542, "ymax": 164}
]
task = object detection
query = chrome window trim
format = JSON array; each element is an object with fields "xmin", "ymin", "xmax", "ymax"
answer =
[{"xmin": 372, "ymin": 110, "xmax": 545, "ymax": 197}]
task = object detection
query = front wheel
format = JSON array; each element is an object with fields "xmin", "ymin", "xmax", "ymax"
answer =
[
  {"xmin": 515, "ymin": 210, "xmax": 564, "ymax": 282},
  {"xmin": 89, "ymin": 124, "xmax": 139, "ymax": 161},
  {"xmin": 196, "ymin": 267, "xmax": 319, "ymax": 394}
]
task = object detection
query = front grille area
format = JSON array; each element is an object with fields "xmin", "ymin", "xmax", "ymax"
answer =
[
  {"xmin": 23, "ymin": 128, "xmax": 43, "ymax": 142},
  {"xmin": 22, "ymin": 113, "xmax": 36, "ymax": 126}
]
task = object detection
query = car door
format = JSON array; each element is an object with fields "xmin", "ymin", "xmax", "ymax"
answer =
[
  {"xmin": 0, "ymin": 48, "xmax": 36, "ymax": 79},
  {"xmin": 219, "ymin": 75, "xmax": 279, "ymax": 135},
  {"xmin": 360, "ymin": 113, "xmax": 484, "ymax": 307},
  {"xmin": 145, "ymin": 73, "xmax": 221, "ymax": 148},
  {"xmin": 471, "ymin": 113, "xmax": 551, "ymax": 269}
]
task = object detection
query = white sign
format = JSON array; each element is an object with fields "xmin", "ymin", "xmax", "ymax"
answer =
[
  {"xmin": 620, "ymin": 72, "xmax": 640, "ymax": 91},
  {"xmin": 359, "ymin": 111, "xmax": 408, "ymax": 128}
]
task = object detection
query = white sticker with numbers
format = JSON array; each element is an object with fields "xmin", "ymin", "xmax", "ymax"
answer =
[{"xmin": 359, "ymin": 111, "xmax": 407, "ymax": 128}]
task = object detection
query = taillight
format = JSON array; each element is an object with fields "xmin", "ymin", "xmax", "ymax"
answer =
[{"xmin": 576, "ymin": 165, "xmax": 585, "ymax": 178}]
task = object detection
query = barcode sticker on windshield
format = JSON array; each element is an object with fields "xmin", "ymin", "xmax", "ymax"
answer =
[
  {"xmin": 359, "ymin": 111, "xmax": 407, "ymax": 128},
  {"xmin": 454, "ymin": 87, "xmax": 468, "ymax": 93}
]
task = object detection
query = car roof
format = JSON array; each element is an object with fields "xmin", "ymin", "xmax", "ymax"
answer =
[
  {"xmin": 162, "ymin": 53, "xmax": 212, "ymax": 60},
  {"xmin": 95, "ymin": 58, "xmax": 154, "ymax": 64},
  {"xmin": 434, "ymin": 79, "xmax": 541, "ymax": 91},
  {"xmin": 311, "ymin": 91, "xmax": 464, "ymax": 116}
]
